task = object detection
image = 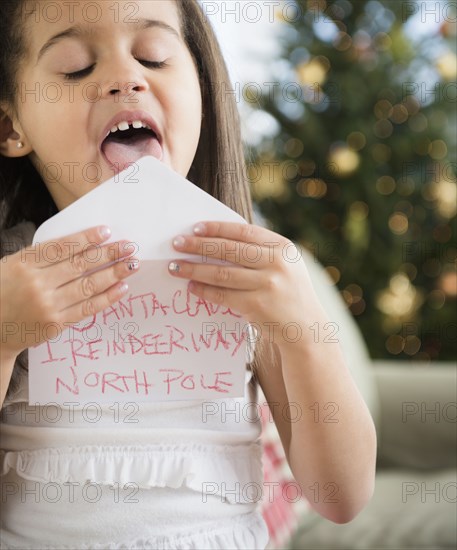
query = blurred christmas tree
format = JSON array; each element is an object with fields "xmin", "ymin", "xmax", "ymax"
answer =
[{"xmin": 248, "ymin": 0, "xmax": 456, "ymax": 361}]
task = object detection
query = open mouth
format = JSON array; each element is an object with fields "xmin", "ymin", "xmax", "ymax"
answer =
[{"xmin": 101, "ymin": 120, "xmax": 163, "ymax": 173}]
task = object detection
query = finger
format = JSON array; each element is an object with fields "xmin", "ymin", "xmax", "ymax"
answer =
[
  {"xmin": 33, "ymin": 225, "xmax": 112, "ymax": 269},
  {"xmin": 54, "ymin": 255, "xmax": 140, "ymax": 310},
  {"xmin": 51, "ymin": 240, "xmax": 136, "ymax": 288},
  {"xmin": 187, "ymin": 280, "xmax": 252, "ymax": 315},
  {"xmin": 168, "ymin": 260, "xmax": 260, "ymax": 290},
  {"xmin": 59, "ymin": 279, "xmax": 131, "ymax": 323},
  {"xmin": 193, "ymin": 221, "xmax": 289, "ymax": 246},
  {"xmin": 173, "ymin": 235, "xmax": 282, "ymax": 269}
]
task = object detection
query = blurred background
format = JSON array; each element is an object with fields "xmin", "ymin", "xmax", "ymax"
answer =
[
  {"xmin": 203, "ymin": 2, "xmax": 456, "ymax": 548},
  {"xmin": 205, "ymin": 0, "xmax": 456, "ymax": 363}
]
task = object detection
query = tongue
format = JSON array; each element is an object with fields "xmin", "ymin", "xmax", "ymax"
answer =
[{"xmin": 102, "ymin": 134, "xmax": 162, "ymax": 173}]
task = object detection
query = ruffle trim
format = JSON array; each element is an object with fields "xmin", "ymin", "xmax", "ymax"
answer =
[
  {"xmin": 0, "ymin": 510, "xmax": 269, "ymax": 549},
  {"xmin": 1, "ymin": 443, "xmax": 263, "ymax": 504}
]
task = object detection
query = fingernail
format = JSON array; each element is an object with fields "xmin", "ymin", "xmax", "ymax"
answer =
[
  {"xmin": 118, "ymin": 282, "xmax": 129, "ymax": 294},
  {"xmin": 173, "ymin": 236, "xmax": 185, "ymax": 248},
  {"xmin": 99, "ymin": 226, "xmax": 111, "ymax": 240},
  {"xmin": 193, "ymin": 223, "xmax": 206, "ymax": 235},
  {"xmin": 168, "ymin": 261, "xmax": 180, "ymax": 273},
  {"xmin": 127, "ymin": 259, "xmax": 139, "ymax": 271}
]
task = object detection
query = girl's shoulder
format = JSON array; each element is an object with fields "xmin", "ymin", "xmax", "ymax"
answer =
[{"xmin": 0, "ymin": 220, "xmax": 36, "ymax": 258}]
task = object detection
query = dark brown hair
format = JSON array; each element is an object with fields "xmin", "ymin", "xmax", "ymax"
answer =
[
  {"xmin": 0, "ymin": 1, "xmax": 59, "ymax": 230},
  {"xmin": 0, "ymin": 0, "xmax": 270, "ymax": 401}
]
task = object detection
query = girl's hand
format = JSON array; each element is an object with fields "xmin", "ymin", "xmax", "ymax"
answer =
[
  {"xmin": 169, "ymin": 221, "xmax": 324, "ymax": 349},
  {"xmin": 0, "ymin": 225, "xmax": 139, "ymax": 357}
]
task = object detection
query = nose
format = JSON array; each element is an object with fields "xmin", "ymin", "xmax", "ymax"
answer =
[
  {"xmin": 100, "ymin": 54, "xmax": 150, "ymax": 98},
  {"xmin": 108, "ymin": 80, "xmax": 147, "ymax": 97}
]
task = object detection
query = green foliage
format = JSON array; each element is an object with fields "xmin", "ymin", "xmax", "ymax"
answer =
[{"xmin": 250, "ymin": 0, "xmax": 456, "ymax": 361}]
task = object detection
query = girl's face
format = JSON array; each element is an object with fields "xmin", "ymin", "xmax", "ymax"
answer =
[{"xmin": 8, "ymin": 0, "xmax": 202, "ymax": 210}]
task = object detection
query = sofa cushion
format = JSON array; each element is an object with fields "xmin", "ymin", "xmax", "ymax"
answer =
[
  {"xmin": 289, "ymin": 468, "xmax": 457, "ymax": 549},
  {"xmin": 300, "ymin": 247, "xmax": 380, "ymax": 426},
  {"xmin": 374, "ymin": 362, "xmax": 457, "ymax": 470}
]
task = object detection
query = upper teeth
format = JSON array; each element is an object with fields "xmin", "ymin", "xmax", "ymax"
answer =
[{"xmin": 107, "ymin": 120, "xmax": 153, "ymax": 136}]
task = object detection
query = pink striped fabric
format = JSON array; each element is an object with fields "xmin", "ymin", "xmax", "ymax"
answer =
[{"xmin": 259, "ymin": 401, "xmax": 309, "ymax": 549}]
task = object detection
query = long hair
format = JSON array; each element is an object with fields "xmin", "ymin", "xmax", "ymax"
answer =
[
  {"xmin": 0, "ymin": 2, "xmax": 59, "ymax": 230},
  {"xmin": 176, "ymin": 0, "xmax": 255, "ymax": 224}
]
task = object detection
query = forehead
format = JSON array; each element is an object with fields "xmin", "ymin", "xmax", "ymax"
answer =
[{"xmin": 22, "ymin": 0, "xmax": 181, "ymax": 46}]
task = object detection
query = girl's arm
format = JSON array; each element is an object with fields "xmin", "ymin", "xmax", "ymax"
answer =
[
  {"xmin": 169, "ymin": 221, "xmax": 377, "ymax": 523},
  {"xmin": 0, "ymin": 349, "xmax": 17, "ymax": 408},
  {"xmin": 255, "ymin": 335, "xmax": 376, "ymax": 524}
]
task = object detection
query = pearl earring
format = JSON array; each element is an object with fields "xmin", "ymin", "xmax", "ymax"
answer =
[{"xmin": 16, "ymin": 141, "xmax": 24, "ymax": 149}]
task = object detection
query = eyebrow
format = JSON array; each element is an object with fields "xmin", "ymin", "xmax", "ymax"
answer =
[{"xmin": 37, "ymin": 18, "xmax": 181, "ymax": 62}]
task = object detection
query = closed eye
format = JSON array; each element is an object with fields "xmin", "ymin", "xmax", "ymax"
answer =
[
  {"xmin": 63, "ymin": 65, "xmax": 95, "ymax": 80},
  {"xmin": 137, "ymin": 60, "xmax": 168, "ymax": 69},
  {"xmin": 63, "ymin": 60, "xmax": 167, "ymax": 81}
]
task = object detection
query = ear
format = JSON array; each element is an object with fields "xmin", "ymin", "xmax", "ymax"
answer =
[{"xmin": 0, "ymin": 105, "xmax": 32, "ymax": 158}]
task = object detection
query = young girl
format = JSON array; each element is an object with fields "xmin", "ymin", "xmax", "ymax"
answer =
[{"xmin": 0, "ymin": 1, "xmax": 376, "ymax": 548}]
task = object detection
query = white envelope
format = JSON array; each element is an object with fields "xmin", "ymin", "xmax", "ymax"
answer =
[{"xmin": 29, "ymin": 156, "xmax": 252, "ymax": 405}]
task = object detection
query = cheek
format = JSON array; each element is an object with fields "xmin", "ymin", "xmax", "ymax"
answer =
[
  {"xmin": 21, "ymin": 96, "xmax": 74, "ymax": 146},
  {"xmin": 163, "ymin": 76, "xmax": 202, "ymax": 169},
  {"xmin": 167, "ymin": 79, "xmax": 202, "ymax": 125},
  {"xmin": 169, "ymin": 60, "xmax": 202, "ymax": 126},
  {"xmin": 169, "ymin": 104, "xmax": 202, "ymax": 170}
]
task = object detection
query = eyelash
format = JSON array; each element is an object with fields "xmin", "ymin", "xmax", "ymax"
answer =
[{"xmin": 63, "ymin": 60, "xmax": 168, "ymax": 80}]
